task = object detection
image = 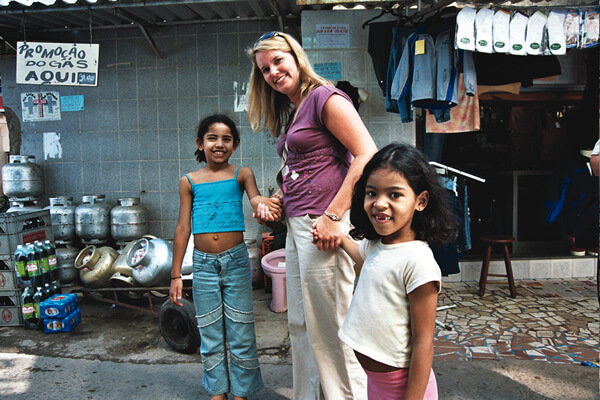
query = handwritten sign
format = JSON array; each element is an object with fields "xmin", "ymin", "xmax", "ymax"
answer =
[
  {"xmin": 16, "ymin": 42, "xmax": 99, "ymax": 86},
  {"xmin": 316, "ymin": 24, "xmax": 350, "ymax": 48}
]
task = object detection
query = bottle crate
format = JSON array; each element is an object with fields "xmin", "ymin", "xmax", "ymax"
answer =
[
  {"xmin": 0, "ymin": 289, "xmax": 22, "ymax": 327},
  {"xmin": 0, "ymin": 257, "xmax": 17, "ymax": 290},
  {"xmin": 0, "ymin": 210, "xmax": 54, "ymax": 258}
]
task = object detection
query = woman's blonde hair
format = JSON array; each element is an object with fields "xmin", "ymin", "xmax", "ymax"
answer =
[{"xmin": 246, "ymin": 32, "xmax": 331, "ymax": 138}]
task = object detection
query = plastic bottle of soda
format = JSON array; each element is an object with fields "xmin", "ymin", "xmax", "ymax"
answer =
[
  {"xmin": 33, "ymin": 285, "xmax": 45, "ymax": 329},
  {"xmin": 14, "ymin": 244, "xmax": 29, "ymax": 288},
  {"xmin": 42, "ymin": 282, "xmax": 55, "ymax": 300},
  {"xmin": 26, "ymin": 243, "xmax": 43, "ymax": 288},
  {"xmin": 21, "ymin": 286, "xmax": 38, "ymax": 330},
  {"xmin": 35, "ymin": 241, "xmax": 50, "ymax": 286},
  {"xmin": 43, "ymin": 240, "xmax": 61, "ymax": 293}
]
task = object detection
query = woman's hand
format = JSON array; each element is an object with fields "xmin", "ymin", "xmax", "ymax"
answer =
[
  {"xmin": 169, "ymin": 278, "xmax": 183, "ymax": 307},
  {"xmin": 312, "ymin": 215, "xmax": 342, "ymax": 251},
  {"xmin": 253, "ymin": 195, "xmax": 282, "ymax": 224}
]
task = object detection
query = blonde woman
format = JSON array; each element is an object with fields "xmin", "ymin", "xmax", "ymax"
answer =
[{"xmin": 247, "ymin": 31, "xmax": 377, "ymax": 399}]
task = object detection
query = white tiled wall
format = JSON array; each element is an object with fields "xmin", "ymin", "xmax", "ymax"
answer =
[{"xmin": 444, "ymin": 256, "xmax": 598, "ymax": 282}]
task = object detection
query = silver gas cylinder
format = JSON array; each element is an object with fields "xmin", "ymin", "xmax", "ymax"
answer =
[
  {"xmin": 1, "ymin": 155, "xmax": 44, "ymax": 200},
  {"xmin": 245, "ymin": 238, "xmax": 263, "ymax": 288},
  {"xmin": 44, "ymin": 196, "xmax": 77, "ymax": 244},
  {"xmin": 127, "ymin": 237, "xmax": 173, "ymax": 287},
  {"xmin": 75, "ymin": 195, "xmax": 111, "ymax": 244},
  {"xmin": 110, "ymin": 197, "xmax": 149, "ymax": 246},
  {"xmin": 6, "ymin": 200, "xmax": 43, "ymax": 213},
  {"xmin": 56, "ymin": 244, "xmax": 80, "ymax": 286}
]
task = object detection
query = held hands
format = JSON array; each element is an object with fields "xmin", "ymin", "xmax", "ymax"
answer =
[
  {"xmin": 169, "ymin": 278, "xmax": 183, "ymax": 307},
  {"xmin": 253, "ymin": 195, "xmax": 282, "ymax": 225},
  {"xmin": 310, "ymin": 215, "xmax": 342, "ymax": 251}
]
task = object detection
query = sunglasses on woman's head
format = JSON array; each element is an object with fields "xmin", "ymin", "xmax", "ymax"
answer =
[{"xmin": 253, "ymin": 31, "xmax": 281, "ymax": 48}]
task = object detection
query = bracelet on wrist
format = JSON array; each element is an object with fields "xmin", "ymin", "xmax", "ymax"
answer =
[
  {"xmin": 323, "ymin": 210, "xmax": 341, "ymax": 221},
  {"xmin": 171, "ymin": 276, "xmax": 182, "ymax": 280}
]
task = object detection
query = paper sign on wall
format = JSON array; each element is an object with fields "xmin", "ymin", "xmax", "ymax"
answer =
[
  {"xmin": 314, "ymin": 62, "xmax": 342, "ymax": 80},
  {"xmin": 316, "ymin": 24, "xmax": 350, "ymax": 48},
  {"xmin": 16, "ymin": 42, "xmax": 99, "ymax": 86},
  {"xmin": 233, "ymin": 81, "xmax": 248, "ymax": 112},
  {"xmin": 43, "ymin": 132, "xmax": 62, "ymax": 160},
  {"xmin": 61, "ymin": 95, "xmax": 84, "ymax": 112},
  {"xmin": 21, "ymin": 91, "xmax": 61, "ymax": 122}
]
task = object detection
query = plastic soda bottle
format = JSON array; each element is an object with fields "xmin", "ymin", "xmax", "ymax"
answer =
[
  {"xmin": 26, "ymin": 243, "xmax": 43, "ymax": 288},
  {"xmin": 21, "ymin": 286, "xmax": 38, "ymax": 330},
  {"xmin": 14, "ymin": 244, "xmax": 29, "ymax": 287},
  {"xmin": 35, "ymin": 241, "xmax": 50, "ymax": 286},
  {"xmin": 43, "ymin": 282, "xmax": 55, "ymax": 300},
  {"xmin": 33, "ymin": 286, "xmax": 45, "ymax": 329},
  {"xmin": 44, "ymin": 240, "xmax": 60, "ymax": 293}
]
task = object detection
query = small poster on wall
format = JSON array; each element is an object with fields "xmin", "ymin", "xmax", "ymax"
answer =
[
  {"xmin": 313, "ymin": 62, "xmax": 342, "ymax": 81},
  {"xmin": 16, "ymin": 42, "xmax": 99, "ymax": 86},
  {"xmin": 21, "ymin": 91, "xmax": 61, "ymax": 122},
  {"xmin": 61, "ymin": 95, "xmax": 84, "ymax": 112},
  {"xmin": 316, "ymin": 24, "xmax": 350, "ymax": 48}
]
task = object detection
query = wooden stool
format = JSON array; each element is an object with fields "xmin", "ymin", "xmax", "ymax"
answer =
[{"xmin": 479, "ymin": 235, "xmax": 517, "ymax": 298}]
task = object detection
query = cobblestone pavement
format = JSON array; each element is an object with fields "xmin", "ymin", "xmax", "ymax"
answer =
[{"xmin": 435, "ymin": 279, "xmax": 600, "ymax": 366}]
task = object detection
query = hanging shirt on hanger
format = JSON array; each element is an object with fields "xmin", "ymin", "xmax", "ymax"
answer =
[{"xmin": 390, "ymin": 31, "xmax": 477, "ymax": 122}]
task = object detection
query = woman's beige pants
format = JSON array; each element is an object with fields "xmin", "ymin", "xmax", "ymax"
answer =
[{"xmin": 285, "ymin": 214, "xmax": 366, "ymax": 400}]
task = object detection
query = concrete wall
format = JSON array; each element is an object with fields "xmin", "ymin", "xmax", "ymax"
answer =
[{"xmin": 0, "ymin": 10, "xmax": 411, "ymax": 243}]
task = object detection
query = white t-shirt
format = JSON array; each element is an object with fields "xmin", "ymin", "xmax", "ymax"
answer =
[{"xmin": 338, "ymin": 239, "xmax": 441, "ymax": 369}]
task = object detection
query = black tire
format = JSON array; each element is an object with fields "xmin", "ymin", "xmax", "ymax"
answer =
[{"xmin": 158, "ymin": 298, "xmax": 200, "ymax": 354}]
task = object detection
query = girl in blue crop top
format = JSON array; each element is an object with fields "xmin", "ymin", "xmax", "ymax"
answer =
[{"xmin": 169, "ymin": 114, "xmax": 281, "ymax": 400}]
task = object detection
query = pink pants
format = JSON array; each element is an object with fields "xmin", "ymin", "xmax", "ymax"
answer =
[{"xmin": 364, "ymin": 368, "xmax": 438, "ymax": 399}]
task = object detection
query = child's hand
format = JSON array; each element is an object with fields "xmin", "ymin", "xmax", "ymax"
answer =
[
  {"xmin": 265, "ymin": 196, "xmax": 282, "ymax": 220},
  {"xmin": 310, "ymin": 222, "xmax": 319, "ymax": 244},
  {"xmin": 252, "ymin": 196, "xmax": 282, "ymax": 224},
  {"xmin": 312, "ymin": 215, "xmax": 342, "ymax": 251},
  {"xmin": 169, "ymin": 278, "xmax": 183, "ymax": 307}
]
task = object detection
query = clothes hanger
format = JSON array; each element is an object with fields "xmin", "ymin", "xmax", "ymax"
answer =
[
  {"xmin": 362, "ymin": 7, "xmax": 412, "ymax": 29},
  {"xmin": 430, "ymin": 161, "xmax": 486, "ymax": 183}
]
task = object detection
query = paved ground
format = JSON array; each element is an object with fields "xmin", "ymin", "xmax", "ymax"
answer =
[
  {"xmin": 435, "ymin": 279, "xmax": 599, "ymax": 364},
  {"xmin": 0, "ymin": 278, "xmax": 598, "ymax": 399}
]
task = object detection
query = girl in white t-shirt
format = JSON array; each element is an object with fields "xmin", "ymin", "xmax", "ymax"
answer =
[{"xmin": 314, "ymin": 143, "xmax": 458, "ymax": 399}]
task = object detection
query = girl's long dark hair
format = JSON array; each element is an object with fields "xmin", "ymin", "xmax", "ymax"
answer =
[
  {"xmin": 349, "ymin": 142, "xmax": 459, "ymax": 246},
  {"xmin": 195, "ymin": 114, "xmax": 240, "ymax": 163}
]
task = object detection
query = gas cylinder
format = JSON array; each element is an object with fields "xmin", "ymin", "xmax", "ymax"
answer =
[
  {"xmin": 44, "ymin": 196, "xmax": 76, "ymax": 243},
  {"xmin": 56, "ymin": 244, "xmax": 80, "ymax": 286},
  {"xmin": 1, "ymin": 155, "xmax": 44, "ymax": 200},
  {"xmin": 127, "ymin": 237, "xmax": 172, "ymax": 287},
  {"xmin": 110, "ymin": 197, "xmax": 149, "ymax": 246},
  {"xmin": 75, "ymin": 195, "xmax": 111, "ymax": 244},
  {"xmin": 75, "ymin": 245, "xmax": 119, "ymax": 288},
  {"xmin": 6, "ymin": 200, "xmax": 43, "ymax": 213},
  {"xmin": 245, "ymin": 239, "xmax": 263, "ymax": 288}
]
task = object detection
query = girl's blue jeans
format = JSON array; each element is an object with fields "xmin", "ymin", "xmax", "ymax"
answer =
[{"xmin": 192, "ymin": 242, "xmax": 263, "ymax": 397}]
